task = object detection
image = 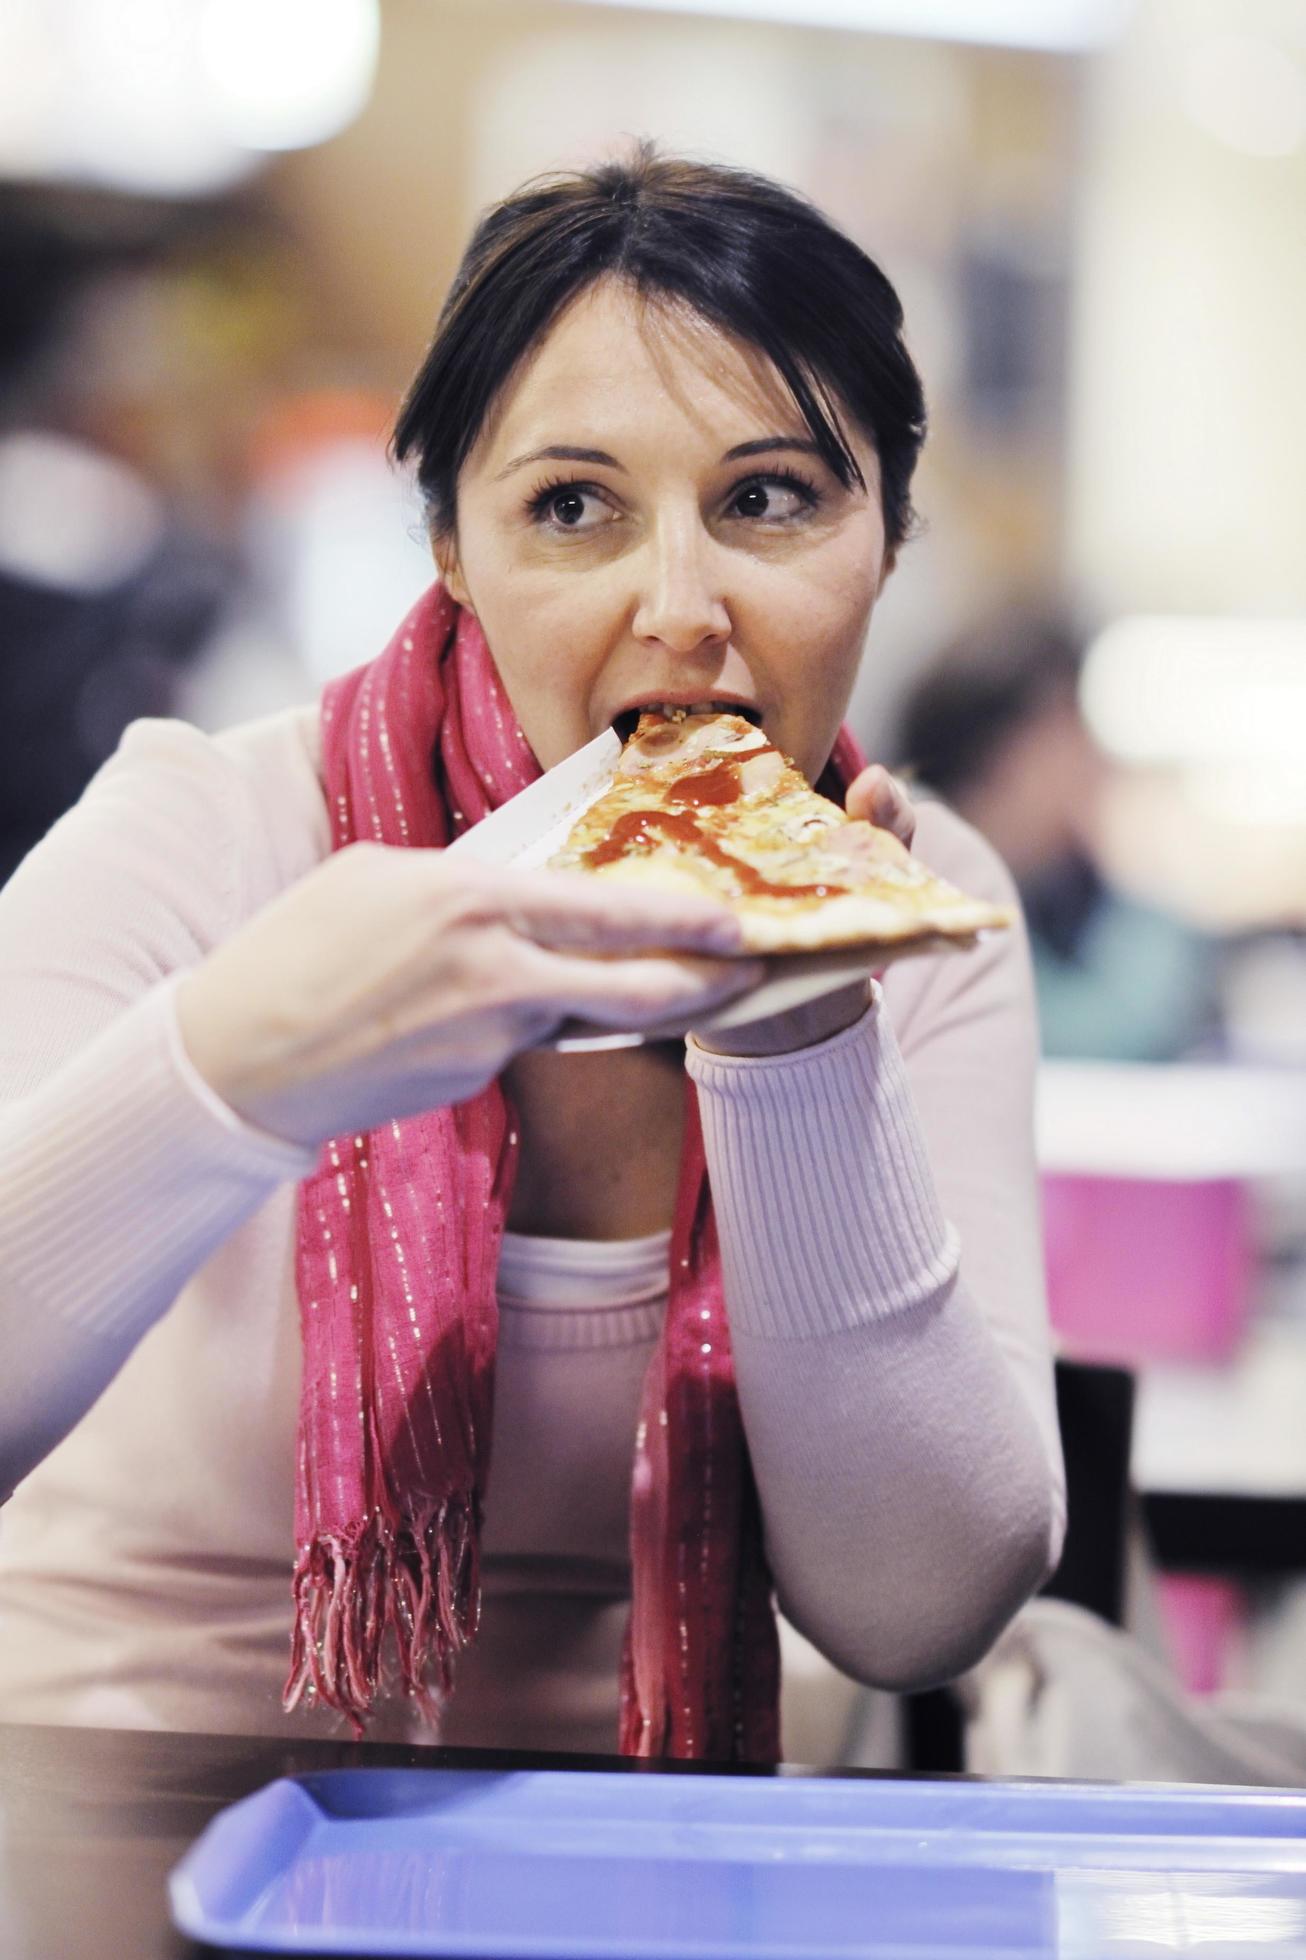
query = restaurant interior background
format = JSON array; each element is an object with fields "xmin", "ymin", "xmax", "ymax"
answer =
[{"xmin": 2, "ymin": 0, "xmax": 1306, "ymax": 1773}]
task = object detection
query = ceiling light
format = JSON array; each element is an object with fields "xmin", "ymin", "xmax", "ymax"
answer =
[
  {"xmin": 562, "ymin": 0, "xmax": 1131, "ymax": 52},
  {"xmin": 0, "ymin": 0, "xmax": 379, "ymax": 196},
  {"xmin": 199, "ymin": 0, "xmax": 380, "ymax": 153},
  {"xmin": 65, "ymin": 0, "xmax": 252, "ymax": 196}
]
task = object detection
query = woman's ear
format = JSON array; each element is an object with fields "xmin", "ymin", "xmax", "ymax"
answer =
[
  {"xmin": 432, "ymin": 532, "xmax": 471, "ymax": 609},
  {"xmin": 877, "ymin": 547, "xmax": 897, "ymax": 596}
]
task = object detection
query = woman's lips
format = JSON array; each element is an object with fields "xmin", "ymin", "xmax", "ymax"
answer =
[{"xmin": 608, "ymin": 699, "xmax": 764, "ymax": 741}]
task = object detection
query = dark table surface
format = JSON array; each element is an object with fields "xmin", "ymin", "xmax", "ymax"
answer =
[{"xmin": 0, "ymin": 1719, "xmax": 903, "ymax": 1960}]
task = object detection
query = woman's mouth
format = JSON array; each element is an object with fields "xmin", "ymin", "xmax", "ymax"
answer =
[{"xmin": 610, "ymin": 700, "xmax": 764, "ymax": 742}]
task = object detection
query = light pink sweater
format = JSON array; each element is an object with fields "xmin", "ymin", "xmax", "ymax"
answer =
[{"xmin": 0, "ymin": 703, "xmax": 1064, "ymax": 1750}]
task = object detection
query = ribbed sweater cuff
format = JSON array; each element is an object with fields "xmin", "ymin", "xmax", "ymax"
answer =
[
  {"xmin": 2, "ymin": 977, "xmax": 315, "ymax": 1343},
  {"xmin": 685, "ymin": 996, "xmax": 959, "ymax": 1341}
]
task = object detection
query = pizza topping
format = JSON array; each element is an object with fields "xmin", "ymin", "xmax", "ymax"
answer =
[
  {"xmin": 587, "ymin": 711, "xmax": 853, "ymax": 896},
  {"xmin": 736, "ymin": 746, "xmax": 785, "ymax": 797},
  {"xmin": 621, "ymin": 720, "xmax": 683, "ymax": 757},
  {"xmin": 705, "ymin": 717, "xmax": 768, "ymax": 748},
  {"xmin": 617, "ymin": 711, "xmax": 769, "ymax": 778},
  {"xmin": 665, "ymin": 761, "xmax": 742, "ymax": 807},
  {"xmin": 662, "ymin": 744, "xmax": 784, "ymax": 810},
  {"xmin": 582, "ymin": 805, "xmax": 847, "ymax": 900}
]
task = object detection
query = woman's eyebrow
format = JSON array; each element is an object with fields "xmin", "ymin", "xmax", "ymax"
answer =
[
  {"xmin": 496, "ymin": 444, "xmax": 624, "ymax": 479},
  {"xmin": 497, "ymin": 435, "xmax": 824, "ymax": 480},
  {"xmin": 722, "ymin": 437, "xmax": 823, "ymax": 463}
]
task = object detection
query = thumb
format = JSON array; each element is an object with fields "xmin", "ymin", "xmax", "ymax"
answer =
[{"xmin": 846, "ymin": 764, "xmax": 916, "ymax": 850}]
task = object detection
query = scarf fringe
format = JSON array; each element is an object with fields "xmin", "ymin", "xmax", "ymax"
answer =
[
  {"xmin": 618, "ymin": 1680, "xmax": 665, "ymax": 1759},
  {"xmin": 283, "ymin": 1496, "xmax": 479, "ymax": 1736}
]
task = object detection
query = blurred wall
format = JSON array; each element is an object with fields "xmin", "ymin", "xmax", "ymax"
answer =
[{"xmin": 1068, "ymin": 0, "xmax": 1306, "ymax": 616}]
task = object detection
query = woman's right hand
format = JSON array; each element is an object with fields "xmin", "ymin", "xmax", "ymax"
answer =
[{"xmin": 175, "ymin": 843, "xmax": 760, "ymax": 1149}]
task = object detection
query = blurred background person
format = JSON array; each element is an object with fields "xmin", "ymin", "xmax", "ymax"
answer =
[
  {"xmin": 0, "ymin": 194, "xmax": 255, "ymax": 885},
  {"xmin": 896, "ymin": 607, "xmax": 1222, "ymax": 1061}
]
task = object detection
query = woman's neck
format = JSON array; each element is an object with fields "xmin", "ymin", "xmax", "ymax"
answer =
[{"xmin": 503, "ymin": 1043, "xmax": 686, "ymax": 1240}]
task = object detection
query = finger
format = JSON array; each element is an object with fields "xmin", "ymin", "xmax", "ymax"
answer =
[
  {"xmin": 526, "ymin": 949, "xmax": 768, "ymax": 1030},
  {"xmin": 482, "ymin": 864, "xmax": 746, "ymax": 956},
  {"xmin": 846, "ymin": 765, "xmax": 916, "ymax": 849}
]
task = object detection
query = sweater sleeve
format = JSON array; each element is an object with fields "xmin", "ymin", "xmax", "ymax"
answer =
[
  {"xmin": 684, "ymin": 802, "xmax": 1065, "ymax": 1691},
  {"xmin": 0, "ymin": 720, "xmax": 316, "ymax": 1501}
]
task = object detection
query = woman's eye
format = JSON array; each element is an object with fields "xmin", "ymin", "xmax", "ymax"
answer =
[
  {"xmin": 528, "ymin": 482, "xmax": 613, "ymax": 531},
  {"xmin": 729, "ymin": 474, "xmax": 819, "ymax": 522}
]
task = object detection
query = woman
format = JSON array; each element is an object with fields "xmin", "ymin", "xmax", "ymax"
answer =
[{"xmin": 0, "ymin": 149, "xmax": 1063, "ymax": 1761}]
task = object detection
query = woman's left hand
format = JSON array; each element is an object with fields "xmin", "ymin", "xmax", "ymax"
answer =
[
  {"xmin": 845, "ymin": 762, "xmax": 915, "ymax": 850},
  {"xmin": 693, "ymin": 763, "xmax": 917, "ymax": 1058}
]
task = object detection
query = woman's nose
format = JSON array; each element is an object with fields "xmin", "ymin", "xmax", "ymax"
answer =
[{"xmin": 630, "ymin": 518, "xmax": 732, "ymax": 655}]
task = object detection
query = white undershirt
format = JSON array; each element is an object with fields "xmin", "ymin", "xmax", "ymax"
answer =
[{"xmin": 497, "ymin": 1228, "xmax": 673, "ymax": 1310}]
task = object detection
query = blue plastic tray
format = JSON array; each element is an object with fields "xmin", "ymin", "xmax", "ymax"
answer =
[{"xmin": 169, "ymin": 1766, "xmax": 1306, "ymax": 1957}]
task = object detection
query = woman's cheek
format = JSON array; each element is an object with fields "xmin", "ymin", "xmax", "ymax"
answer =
[
  {"xmin": 759, "ymin": 572, "xmax": 871, "ymax": 689},
  {"xmin": 761, "ymin": 603, "xmax": 871, "ymax": 775}
]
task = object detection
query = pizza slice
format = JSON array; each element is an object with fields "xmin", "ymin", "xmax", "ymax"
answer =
[{"xmin": 548, "ymin": 709, "xmax": 1014, "ymax": 957}]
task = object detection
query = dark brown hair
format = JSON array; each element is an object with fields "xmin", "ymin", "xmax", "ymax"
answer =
[{"xmin": 392, "ymin": 144, "xmax": 927, "ymax": 551}]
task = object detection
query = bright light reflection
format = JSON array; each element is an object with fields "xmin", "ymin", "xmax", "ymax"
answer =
[
  {"xmin": 1081, "ymin": 616, "xmax": 1306, "ymax": 767},
  {"xmin": 0, "ymin": 433, "xmax": 163, "ymax": 593},
  {"xmin": 1058, "ymin": 1873, "xmax": 1306, "ymax": 1954},
  {"xmin": 1192, "ymin": 763, "xmax": 1306, "ymax": 828},
  {"xmin": 200, "ymin": 0, "xmax": 380, "ymax": 152}
]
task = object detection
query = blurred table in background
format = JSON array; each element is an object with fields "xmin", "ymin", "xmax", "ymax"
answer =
[{"xmin": 1037, "ymin": 1061, "xmax": 1306, "ymax": 1190}]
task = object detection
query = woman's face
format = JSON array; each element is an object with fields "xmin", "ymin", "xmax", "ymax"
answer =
[{"xmin": 437, "ymin": 278, "xmax": 893, "ymax": 780}]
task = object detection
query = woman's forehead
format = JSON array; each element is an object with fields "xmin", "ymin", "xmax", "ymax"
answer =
[{"xmin": 475, "ymin": 279, "xmax": 809, "ymax": 463}]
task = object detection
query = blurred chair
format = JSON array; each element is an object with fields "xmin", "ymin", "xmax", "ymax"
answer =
[
  {"xmin": 903, "ymin": 1360, "xmax": 1306, "ymax": 1786},
  {"xmin": 1043, "ymin": 1173, "xmax": 1253, "ymax": 1367}
]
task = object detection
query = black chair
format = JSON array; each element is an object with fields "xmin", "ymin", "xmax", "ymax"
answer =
[{"xmin": 902, "ymin": 1357, "xmax": 1136, "ymax": 1771}]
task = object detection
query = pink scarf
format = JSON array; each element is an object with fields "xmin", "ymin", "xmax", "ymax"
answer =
[{"xmin": 284, "ymin": 583, "xmax": 864, "ymax": 1760}]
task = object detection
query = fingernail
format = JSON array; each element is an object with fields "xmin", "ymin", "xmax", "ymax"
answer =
[{"xmin": 704, "ymin": 919, "xmax": 745, "ymax": 952}]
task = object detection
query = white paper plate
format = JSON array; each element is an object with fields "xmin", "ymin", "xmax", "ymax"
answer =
[{"xmin": 548, "ymin": 935, "xmax": 975, "ymax": 1052}]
